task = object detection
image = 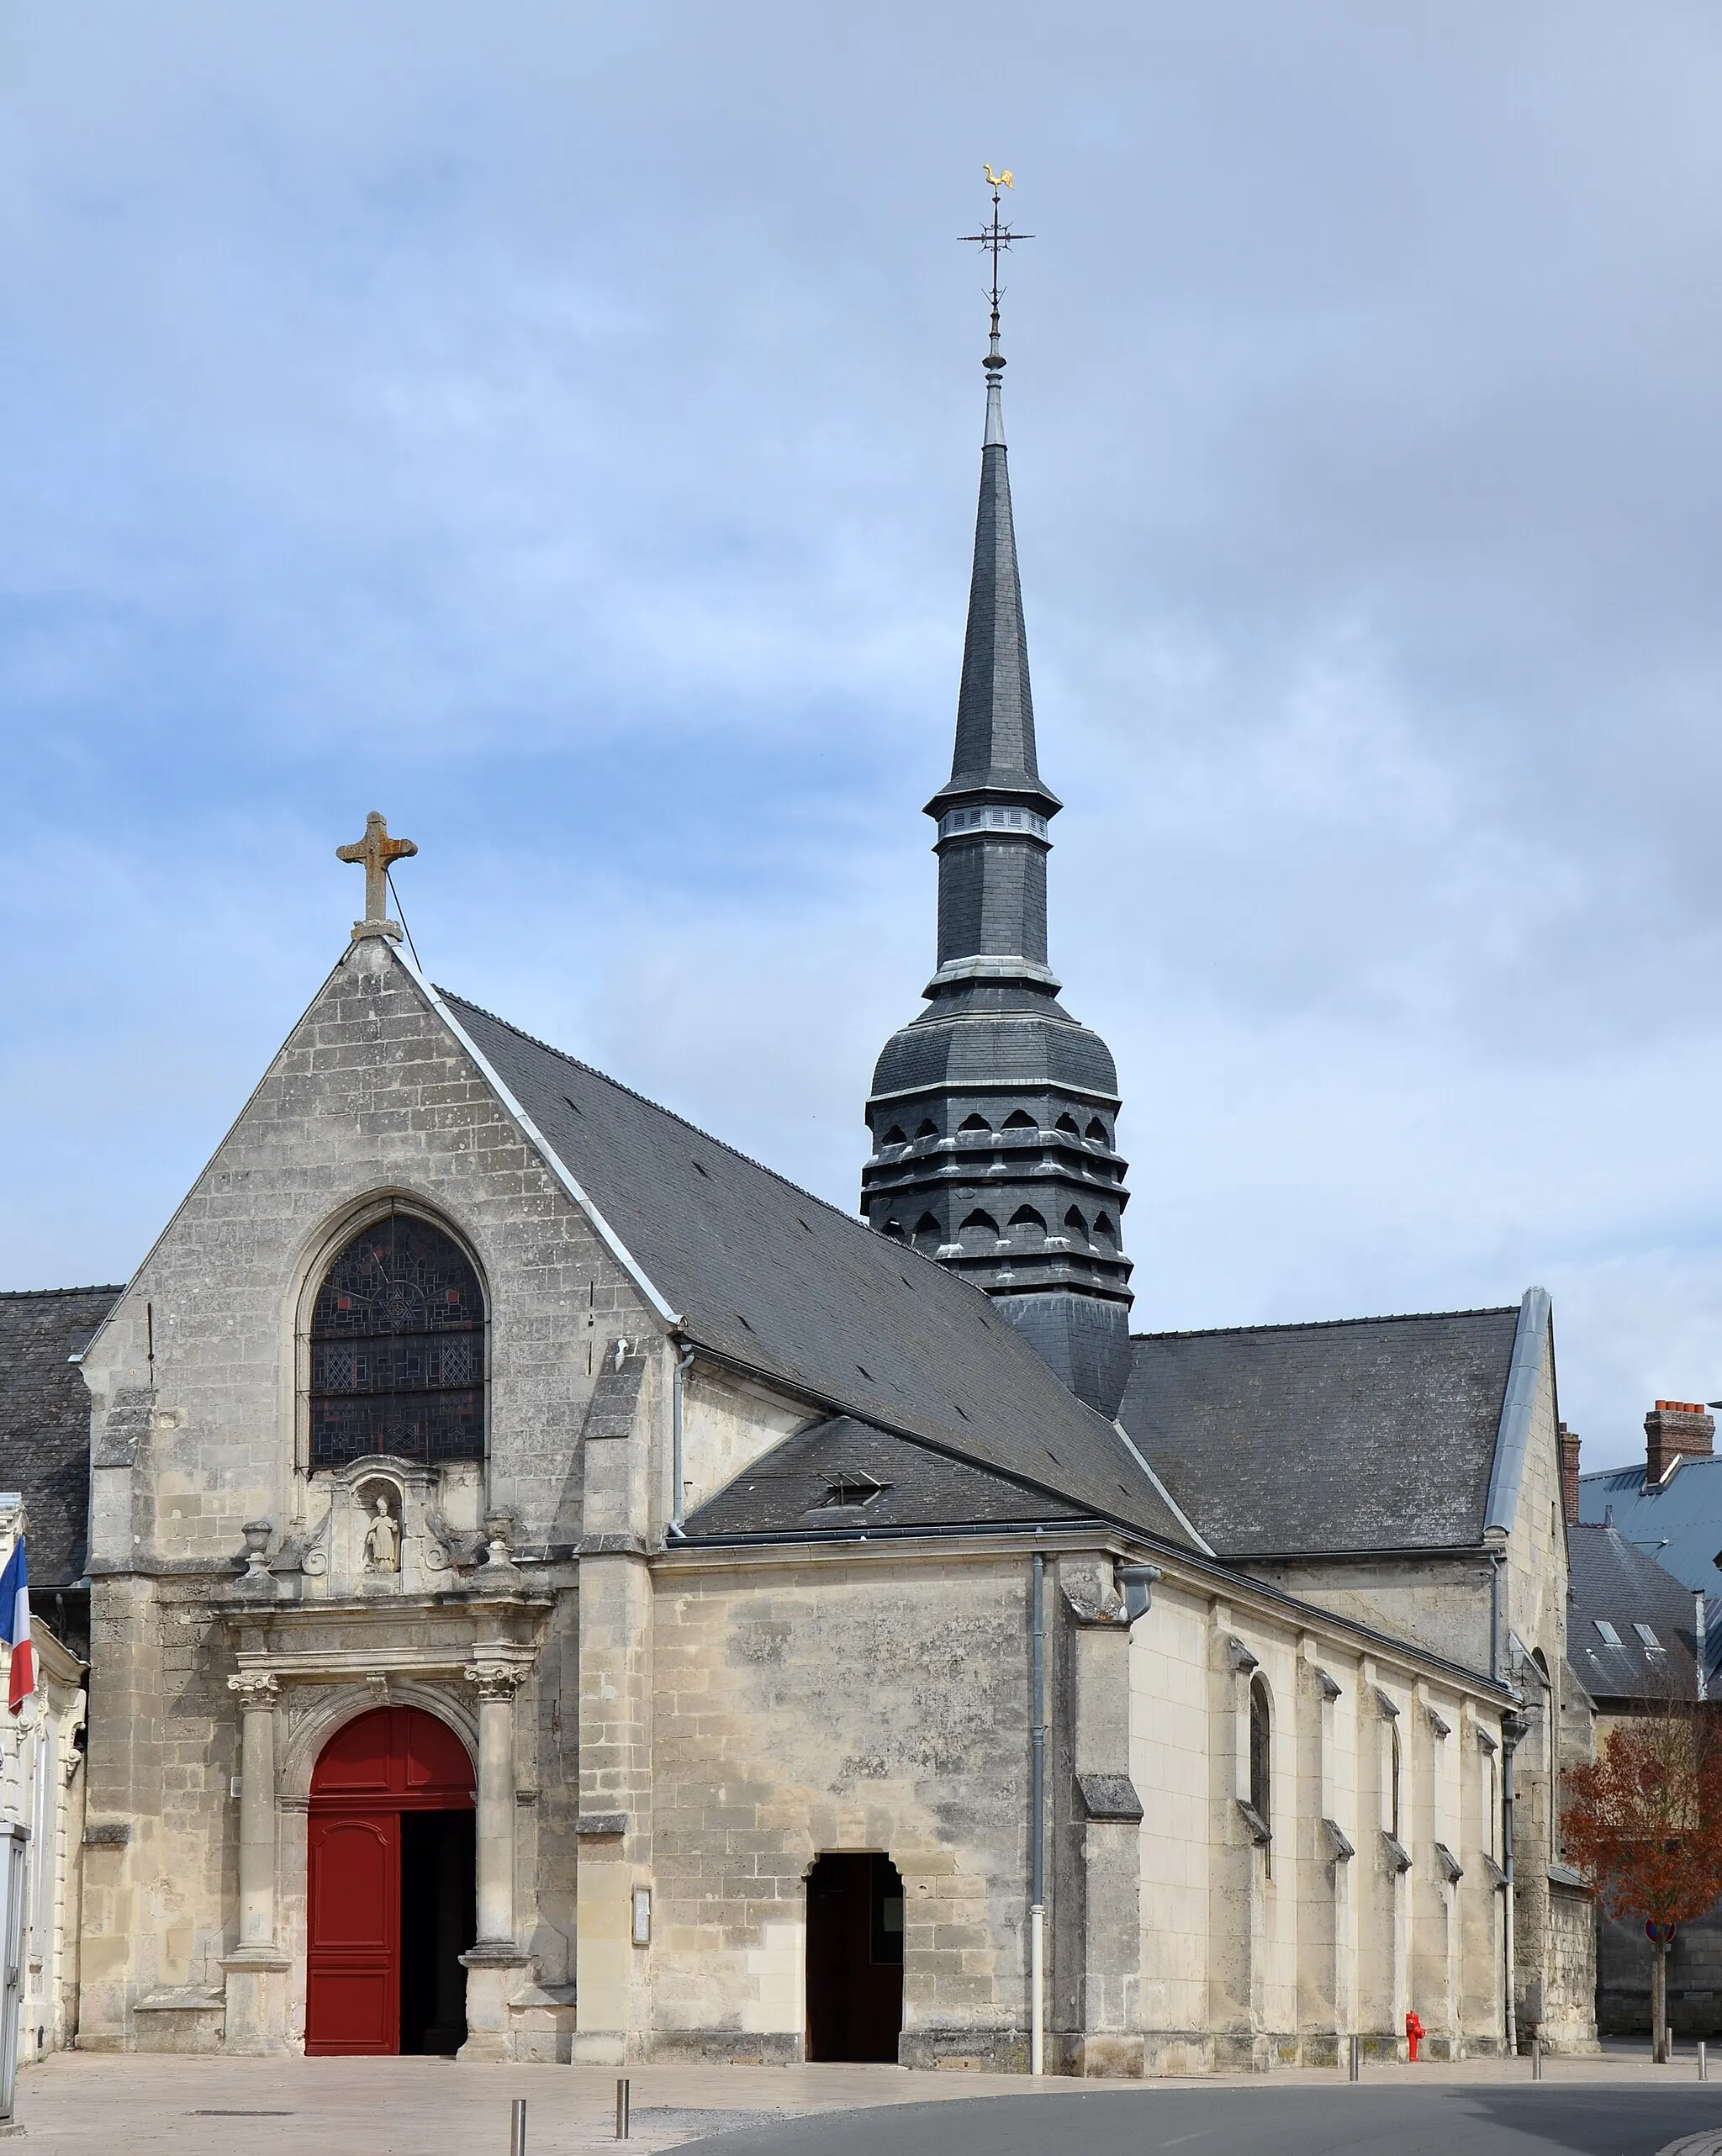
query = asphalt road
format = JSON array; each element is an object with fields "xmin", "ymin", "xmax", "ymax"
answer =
[{"xmin": 689, "ymin": 2087, "xmax": 1722, "ymax": 2156}]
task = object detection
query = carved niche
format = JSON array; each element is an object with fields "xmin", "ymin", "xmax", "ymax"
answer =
[{"xmin": 294, "ymin": 1455, "xmax": 483, "ymax": 1599}]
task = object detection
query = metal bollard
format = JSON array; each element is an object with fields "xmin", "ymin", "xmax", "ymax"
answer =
[
  {"xmin": 1348, "ymin": 2033, "xmax": 1361, "ymax": 2081},
  {"xmin": 616, "ymin": 2077, "xmax": 631, "ymax": 2140},
  {"xmin": 510, "ymin": 2098, "xmax": 528, "ymax": 2156},
  {"xmin": 1530, "ymin": 2038, "xmax": 1542, "ymax": 2081},
  {"xmin": 1701, "ymin": 2042, "xmax": 1709, "ymax": 2082}
]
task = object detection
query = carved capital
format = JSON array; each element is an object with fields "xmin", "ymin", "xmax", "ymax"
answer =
[
  {"xmin": 462, "ymin": 1663, "xmax": 525, "ymax": 1703},
  {"xmin": 227, "ymin": 1672, "xmax": 280, "ymax": 1708}
]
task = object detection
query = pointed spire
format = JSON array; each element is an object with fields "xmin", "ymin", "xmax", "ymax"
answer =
[
  {"xmin": 930, "ymin": 186, "xmax": 1057, "ymax": 819},
  {"xmin": 937, "ymin": 368, "xmax": 1056, "ymax": 807},
  {"xmin": 860, "ymin": 177, "xmax": 1135, "ymax": 1416}
]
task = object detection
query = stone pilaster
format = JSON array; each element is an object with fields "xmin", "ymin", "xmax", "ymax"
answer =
[
  {"xmin": 573, "ymin": 1551, "xmax": 653, "ymax": 2064},
  {"xmin": 1060, "ymin": 1585, "xmax": 1143, "ymax": 2074},
  {"xmin": 458, "ymin": 1660, "xmax": 531, "ymax": 2061},
  {"xmin": 219, "ymin": 1672, "xmax": 290, "ymax": 2053}
]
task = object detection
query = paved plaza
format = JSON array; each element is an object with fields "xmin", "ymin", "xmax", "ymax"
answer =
[{"xmin": 6, "ymin": 2052, "xmax": 1722, "ymax": 2156}]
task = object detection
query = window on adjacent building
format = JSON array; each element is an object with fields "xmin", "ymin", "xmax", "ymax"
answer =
[
  {"xmin": 1593, "ymin": 1620, "xmax": 1623, "ymax": 1646},
  {"xmin": 309, "ymin": 1211, "xmax": 485, "ymax": 1469}
]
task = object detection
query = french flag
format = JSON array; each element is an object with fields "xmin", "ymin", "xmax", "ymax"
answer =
[{"xmin": 0, "ymin": 1541, "xmax": 34, "ymax": 1716}]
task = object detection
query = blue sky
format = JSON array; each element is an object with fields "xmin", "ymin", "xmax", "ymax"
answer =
[{"xmin": 7, "ymin": 3, "xmax": 1722, "ymax": 1468}]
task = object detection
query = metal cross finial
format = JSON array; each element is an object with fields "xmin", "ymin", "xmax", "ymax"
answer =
[
  {"xmin": 960, "ymin": 165, "xmax": 1033, "ymax": 369},
  {"xmin": 336, "ymin": 811, "xmax": 417, "ymax": 930}
]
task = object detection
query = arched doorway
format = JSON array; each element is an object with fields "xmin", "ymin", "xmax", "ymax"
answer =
[
  {"xmin": 305, "ymin": 1705, "xmax": 476, "ymax": 2056},
  {"xmin": 805, "ymin": 1852, "xmax": 904, "ymax": 2062}
]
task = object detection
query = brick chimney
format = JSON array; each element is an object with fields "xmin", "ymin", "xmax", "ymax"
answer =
[
  {"xmin": 1645, "ymin": 1399, "xmax": 1714, "ymax": 1485},
  {"xmin": 1558, "ymin": 1423, "xmax": 1582, "ymax": 1524}
]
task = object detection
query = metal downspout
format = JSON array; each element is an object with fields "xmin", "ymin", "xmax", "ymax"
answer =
[
  {"xmin": 669, "ymin": 1341, "xmax": 695, "ymax": 1541},
  {"xmin": 1030, "ymin": 1549, "xmax": 1045, "ymax": 2076}
]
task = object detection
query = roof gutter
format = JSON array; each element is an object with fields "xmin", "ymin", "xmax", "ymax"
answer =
[{"xmin": 1484, "ymin": 1286, "xmax": 1552, "ymax": 1537}]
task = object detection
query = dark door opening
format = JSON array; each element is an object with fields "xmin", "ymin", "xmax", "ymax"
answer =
[
  {"xmin": 806, "ymin": 1852, "xmax": 904, "ymax": 2063},
  {"xmin": 399, "ymin": 1809, "xmax": 477, "ymax": 2053},
  {"xmin": 305, "ymin": 1706, "xmax": 476, "ymax": 2056}
]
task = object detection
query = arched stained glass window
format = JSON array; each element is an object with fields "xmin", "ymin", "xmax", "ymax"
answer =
[{"xmin": 309, "ymin": 1213, "xmax": 485, "ymax": 1468}]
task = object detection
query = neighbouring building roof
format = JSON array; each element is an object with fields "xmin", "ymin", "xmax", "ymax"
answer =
[
  {"xmin": 1566, "ymin": 1522, "xmax": 1701, "ymax": 1709},
  {"xmin": 441, "ymin": 991, "xmax": 1197, "ymax": 1551},
  {"xmin": 1117, "ymin": 1305, "xmax": 1526, "ymax": 1557},
  {"xmin": 683, "ymin": 1414, "xmax": 1091, "ymax": 1539},
  {"xmin": 0, "ymin": 1286, "xmax": 123, "ymax": 1588},
  {"xmin": 1577, "ymin": 1456, "xmax": 1722, "ymax": 1598}
]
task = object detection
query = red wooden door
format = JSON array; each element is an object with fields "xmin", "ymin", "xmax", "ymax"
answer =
[
  {"xmin": 304, "ymin": 1708, "xmax": 473, "ymax": 2055},
  {"xmin": 306, "ymin": 1812, "xmax": 399, "ymax": 2054}
]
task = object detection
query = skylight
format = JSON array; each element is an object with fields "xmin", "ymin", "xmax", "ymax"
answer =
[
  {"xmin": 1634, "ymin": 1623, "xmax": 1663, "ymax": 1651},
  {"xmin": 1593, "ymin": 1620, "xmax": 1623, "ymax": 1646}
]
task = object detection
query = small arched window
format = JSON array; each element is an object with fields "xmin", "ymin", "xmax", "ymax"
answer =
[
  {"xmin": 958, "ymin": 1210, "xmax": 1001, "ymax": 1240},
  {"xmin": 1093, "ymin": 1213, "xmax": 1117, "ymax": 1245},
  {"xmin": 1249, "ymin": 1675, "xmax": 1271, "ymax": 1830},
  {"xmin": 1054, "ymin": 1113, "xmax": 1080, "ymax": 1137},
  {"xmin": 1008, "ymin": 1206, "xmax": 1048, "ymax": 1242},
  {"xmin": 959, "ymin": 1113, "xmax": 992, "ymax": 1134},
  {"xmin": 1085, "ymin": 1118, "xmax": 1110, "ymax": 1144},
  {"xmin": 1064, "ymin": 1206, "xmax": 1088, "ymax": 1241},
  {"xmin": 1003, "ymin": 1110, "xmax": 1038, "ymax": 1132},
  {"xmin": 880, "ymin": 1125, "xmax": 908, "ymax": 1148},
  {"xmin": 309, "ymin": 1212, "xmax": 485, "ymax": 1469},
  {"xmin": 911, "ymin": 1213, "xmax": 943, "ymax": 1252},
  {"xmin": 913, "ymin": 1119, "xmax": 938, "ymax": 1139}
]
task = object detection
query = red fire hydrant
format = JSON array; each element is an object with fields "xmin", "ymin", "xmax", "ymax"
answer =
[{"xmin": 1405, "ymin": 2011, "xmax": 1425, "ymax": 2063}]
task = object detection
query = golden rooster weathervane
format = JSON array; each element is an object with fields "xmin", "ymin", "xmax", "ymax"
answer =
[{"xmin": 962, "ymin": 166, "xmax": 1032, "ymax": 361}]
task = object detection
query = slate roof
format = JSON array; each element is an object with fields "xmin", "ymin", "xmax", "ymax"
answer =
[
  {"xmin": 684, "ymin": 1415, "xmax": 1091, "ymax": 1539},
  {"xmin": 441, "ymin": 991, "xmax": 1195, "ymax": 1549},
  {"xmin": 1117, "ymin": 1307, "xmax": 1524, "ymax": 1557},
  {"xmin": 1577, "ymin": 1456, "xmax": 1722, "ymax": 1598},
  {"xmin": 0, "ymin": 1287, "xmax": 122, "ymax": 1587},
  {"xmin": 1566, "ymin": 1522, "xmax": 1700, "ymax": 1707}
]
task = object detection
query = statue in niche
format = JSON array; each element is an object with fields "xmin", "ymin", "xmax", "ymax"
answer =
[{"xmin": 362, "ymin": 1496, "xmax": 401, "ymax": 1572}]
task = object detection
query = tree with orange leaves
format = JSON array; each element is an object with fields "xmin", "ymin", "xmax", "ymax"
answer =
[{"xmin": 1562, "ymin": 1704, "xmax": 1722, "ymax": 2062}]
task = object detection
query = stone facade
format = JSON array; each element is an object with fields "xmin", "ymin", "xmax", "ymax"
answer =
[{"xmin": 63, "ymin": 934, "xmax": 1552, "ymax": 2069}]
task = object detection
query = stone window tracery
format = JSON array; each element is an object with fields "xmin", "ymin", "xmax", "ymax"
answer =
[{"xmin": 308, "ymin": 1211, "xmax": 486, "ymax": 1469}]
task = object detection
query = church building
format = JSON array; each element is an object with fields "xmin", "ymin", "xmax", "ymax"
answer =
[{"xmin": 11, "ymin": 298, "xmax": 1592, "ymax": 2070}]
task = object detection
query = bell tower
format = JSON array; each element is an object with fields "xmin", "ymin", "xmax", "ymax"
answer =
[{"xmin": 861, "ymin": 179, "xmax": 1133, "ymax": 1415}]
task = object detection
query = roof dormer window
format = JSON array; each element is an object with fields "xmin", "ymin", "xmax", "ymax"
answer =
[{"xmin": 813, "ymin": 1473, "xmax": 889, "ymax": 1510}]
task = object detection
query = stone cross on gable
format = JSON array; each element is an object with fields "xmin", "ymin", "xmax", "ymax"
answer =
[{"xmin": 337, "ymin": 811, "xmax": 417, "ymax": 940}]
